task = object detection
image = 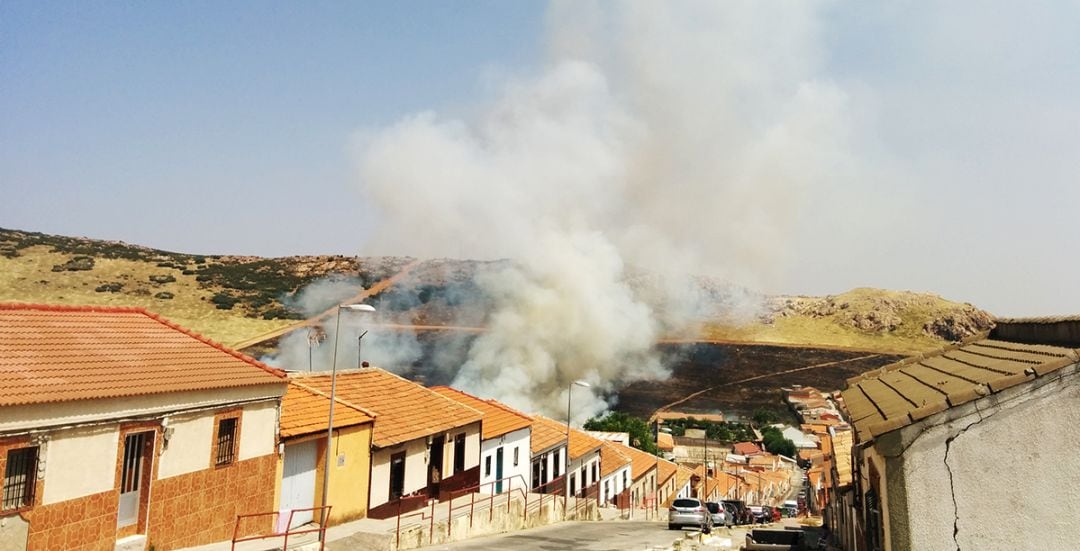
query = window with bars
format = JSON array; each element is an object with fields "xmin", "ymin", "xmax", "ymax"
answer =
[
  {"xmin": 3, "ymin": 447, "xmax": 38, "ymax": 511},
  {"xmin": 215, "ymin": 418, "xmax": 238, "ymax": 465}
]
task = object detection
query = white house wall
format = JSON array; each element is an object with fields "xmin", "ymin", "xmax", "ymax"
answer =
[
  {"xmin": 479, "ymin": 427, "xmax": 530, "ymax": 494},
  {"xmin": 238, "ymin": 400, "xmax": 278, "ymax": 461},
  {"xmin": 0, "ymin": 385, "xmax": 284, "ymax": 433},
  {"xmin": 567, "ymin": 450, "xmax": 601, "ymax": 494},
  {"xmin": 599, "ymin": 465, "xmax": 630, "ymax": 505},
  {"xmin": 40, "ymin": 424, "xmax": 119, "ymax": 505},
  {"xmin": 157, "ymin": 411, "xmax": 214, "ymax": 479},
  {"xmin": 891, "ymin": 364, "xmax": 1080, "ymax": 551},
  {"xmin": 370, "ymin": 437, "xmax": 428, "ymax": 510}
]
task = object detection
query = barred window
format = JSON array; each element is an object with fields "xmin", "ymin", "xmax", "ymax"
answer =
[
  {"xmin": 215, "ymin": 418, "xmax": 237, "ymax": 465},
  {"xmin": 3, "ymin": 447, "xmax": 38, "ymax": 511}
]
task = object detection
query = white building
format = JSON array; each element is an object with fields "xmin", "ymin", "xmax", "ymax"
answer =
[
  {"xmin": 431, "ymin": 386, "xmax": 532, "ymax": 495},
  {"xmin": 839, "ymin": 318, "xmax": 1080, "ymax": 551}
]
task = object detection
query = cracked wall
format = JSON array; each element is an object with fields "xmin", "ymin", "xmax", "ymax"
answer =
[{"xmin": 892, "ymin": 365, "xmax": 1080, "ymax": 550}]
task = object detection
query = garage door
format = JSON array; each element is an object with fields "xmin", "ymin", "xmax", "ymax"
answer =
[{"xmin": 281, "ymin": 440, "xmax": 318, "ymax": 528}]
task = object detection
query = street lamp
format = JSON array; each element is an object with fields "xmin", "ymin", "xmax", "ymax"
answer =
[
  {"xmin": 320, "ymin": 303, "xmax": 375, "ymax": 535},
  {"xmin": 564, "ymin": 380, "xmax": 590, "ymax": 519}
]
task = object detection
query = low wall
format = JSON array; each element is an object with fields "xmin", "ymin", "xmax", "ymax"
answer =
[{"xmin": 329, "ymin": 494, "xmax": 599, "ymax": 551}]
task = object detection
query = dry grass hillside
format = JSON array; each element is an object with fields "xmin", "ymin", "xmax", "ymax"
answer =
[{"xmin": 0, "ymin": 227, "xmax": 994, "ymax": 354}]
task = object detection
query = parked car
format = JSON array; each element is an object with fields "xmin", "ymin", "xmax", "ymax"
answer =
[
  {"xmin": 721, "ymin": 501, "xmax": 740, "ymax": 526},
  {"xmin": 668, "ymin": 498, "xmax": 712, "ymax": 531},
  {"xmin": 705, "ymin": 501, "xmax": 729, "ymax": 528},
  {"xmin": 771, "ymin": 506, "xmax": 782, "ymax": 523},
  {"xmin": 747, "ymin": 505, "xmax": 772, "ymax": 524},
  {"xmin": 722, "ymin": 499, "xmax": 750, "ymax": 525}
]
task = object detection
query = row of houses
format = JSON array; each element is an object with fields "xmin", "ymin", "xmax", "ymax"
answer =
[
  {"xmin": 821, "ymin": 317, "xmax": 1080, "ymax": 551},
  {"xmin": 0, "ymin": 303, "xmax": 693, "ymax": 551}
]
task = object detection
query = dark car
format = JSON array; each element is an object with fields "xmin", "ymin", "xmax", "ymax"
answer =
[{"xmin": 722, "ymin": 499, "xmax": 750, "ymax": 525}]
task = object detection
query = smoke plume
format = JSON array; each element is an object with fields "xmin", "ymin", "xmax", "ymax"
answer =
[{"xmin": 350, "ymin": 1, "xmax": 863, "ymax": 421}]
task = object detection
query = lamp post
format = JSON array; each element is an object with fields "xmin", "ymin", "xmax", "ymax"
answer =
[
  {"xmin": 320, "ymin": 303, "xmax": 375, "ymax": 535},
  {"xmin": 564, "ymin": 380, "xmax": 590, "ymax": 519}
]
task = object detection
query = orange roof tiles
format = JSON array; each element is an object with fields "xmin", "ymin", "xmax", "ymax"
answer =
[
  {"xmin": 733, "ymin": 442, "xmax": 762, "ymax": 456},
  {"xmin": 429, "ymin": 386, "xmax": 532, "ymax": 440},
  {"xmin": 657, "ymin": 458, "xmax": 678, "ymax": 486},
  {"xmin": 841, "ymin": 338, "xmax": 1079, "ymax": 442},
  {"xmin": 613, "ymin": 442, "xmax": 659, "ymax": 481},
  {"xmin": 531, "ymin": 416, "xmax": 602, "ymax": 460},
  {"xmin": 280, "ymin": 381, "xmax": 375, "ymax": 439},
  {"xmin": 657, "ymin": 432, "xmax": 674, "ymax": 451},
  {"xmin": 294, "ymin": 368, "xmax": 482, "ymax": 448},
  {"xmin": 0, "ymin": 303, "xmax": 285, "ymax": 407},
  {"xmin": 599, "ymin": 441, "xmax": 632, "ymax": 477}
]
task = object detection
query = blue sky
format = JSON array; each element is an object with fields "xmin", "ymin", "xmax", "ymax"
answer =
[{"xmin": 3, "ymin": 1, "xmax": 1079, "ymax": 316}]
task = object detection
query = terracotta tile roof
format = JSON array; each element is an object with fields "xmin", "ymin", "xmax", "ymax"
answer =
[
  {"xmin": 657, "ymin": 432, "xmax": 675, "ymax": 451},
  {"xmin": 663, "ymin": 465, "xmax": 696, "ymax": 508},
  {"xmin": 841, "ymin": 338, "xmax": 1079, "ymax": 442},
  {"xmin": 599, "ymin": 441, "xmax": 632, "ymax": 477},
  {"xmin": 429, "ymin": 386, "xmax": 532, "ymax": 440},
  {"xmin": 527, "ymin": 414, "xmax": 567, "ymax": 454},
  {"xmin": 294, "ymin": 368, "xmax": 482, "ymax": 448},
  {"xmin": 0, "ymin": 303, "xmax": 285, "ymax": 407},
  {"xmin": 656, "ymin": 457, "xmax": 679, "ymax": 486},
  {"xmin": 613, "ymin": 442, "xmax": 659, "ymax": 482},
  {"xmin": 280, "ymin": 381, "xmax": 375, "ymax": 439},
  {"xmin": 732, "ymin": 442, "xmax": 762, "ymax": 456},
  {"xmin": 531, "ymin": 416, "xmax": 602, "ymax": 460},
  {"xmin": 655, "ymin": 411, "xmax": 724, "ymax": 423}
]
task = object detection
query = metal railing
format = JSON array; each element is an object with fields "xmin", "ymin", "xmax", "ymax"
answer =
[
  {"xmin": 230, "ymin": 506, "xmax": 331, "ymax": 551},
  {"xmin": 391, "ymin": 474, "xmax": 532, "ymax": 549}
]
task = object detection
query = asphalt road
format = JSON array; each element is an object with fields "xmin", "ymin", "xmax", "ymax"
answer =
[{"xmin": 430, "ymin": 520, "xmax": 688, "ymax": 551}]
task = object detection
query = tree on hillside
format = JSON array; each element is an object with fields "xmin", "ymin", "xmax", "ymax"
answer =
[
  {"xmin": 752, "ymin": 407, "xmax": 781, "ymax": 426},
  {"xmin": 583, "ymin": 412, "xmax": 658, "ymax": 455},
  {"xmin": 760, "ymin": 426, "xmax": 797, "ymax": 458}
]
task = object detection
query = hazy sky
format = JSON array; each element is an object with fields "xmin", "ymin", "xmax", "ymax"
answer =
[{"xmin": 3, "ymin": 1, "xmax": 1079, "ymax": 317}]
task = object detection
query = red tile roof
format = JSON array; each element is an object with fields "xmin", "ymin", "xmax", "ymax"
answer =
[
  {"xmin": 599, "ymin": 441, "xmax": 632, "ymax": 477},
  {"xmin": 733, "ymin": 442, "xmax": 762, "ymax": 456},
  {"xmin": 293, "ymin": 368, "xmax": 482, "ymax": 448},
  {"xmin": 280, "ymin": 381, "xmax": 375, "ymax": 439},
  {"xmin": 429, "ymin": 386, "xmax": 532, "ymax": 440},
  {"xmin": 0, "ymin": 303, "xmax": 285, "ymax": 407},
  {"xmin": 613, "ymin": 442, "xmax": 659, "ymax": 481},
  {"xmin": 531, "ymin": 416, "xmax": 603, "ymax": 460}
]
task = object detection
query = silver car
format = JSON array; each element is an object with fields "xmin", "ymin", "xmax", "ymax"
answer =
[
  {"xmin": 668, "ymin": 498, "xmax": 712, "ymax": 531},
  {"xmin": 705, "ymin": 501, "xmax": 729, "ymax": 527}
]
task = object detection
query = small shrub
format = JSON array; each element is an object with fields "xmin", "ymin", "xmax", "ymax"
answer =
[
  {"xmin": 149, "ymin": 274, "xmax": 176, "ymax": 284},
  {"xmin": 181, "ymin": 269, "xmax": 196, "ymax": 275},
  {"xmin": 211, "ymin": 292, "xmax": 238, "ymax": 310},
  {"xmin": 154, "ymin": 291, "xmax": 174, "ymax": 300},
  {"xmin": 95, "ymin": 282, "xmax": 123, "ymax": 293},
  {"xmin": 52, "ymin": 255, "xmax": 95, "ymax": 272}
]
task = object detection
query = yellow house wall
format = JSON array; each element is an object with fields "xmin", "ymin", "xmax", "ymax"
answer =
[{"xmin": 309, "ymin": 423, "xmax": 373, "ymax": 524}]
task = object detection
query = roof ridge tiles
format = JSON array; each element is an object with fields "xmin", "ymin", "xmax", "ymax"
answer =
[{"xmin": 289, "ymin": 380, "xmax": 379, "ymax": 418}]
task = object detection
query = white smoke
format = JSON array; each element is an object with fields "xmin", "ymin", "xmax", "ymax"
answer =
[
  {"xmin": 268, "ymin": 277, "xmax": 424, "ymax": 374},
  {"xmin": 350, "ymin": 1, "xmax": 865, "ymax": 421}
]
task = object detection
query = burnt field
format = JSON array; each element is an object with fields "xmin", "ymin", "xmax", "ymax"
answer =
[
  {"xmin": 400, "ymin": 332, "xmax": 905, "ymax": 420},
  {"xmin": 613, "ymin": 342, "xmax": 905, "ymax": 420}
]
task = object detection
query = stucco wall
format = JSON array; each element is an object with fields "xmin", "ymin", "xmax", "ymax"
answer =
[
  {"xmin": 600, "ymin": 465, "xmax": 631, "ymax": 504},
  {"xmin": 40, "ymin": 425, "xmax": 118, "ymax": 505},
  {"xmin": 479, "ymin": 427, "xmax": 531, "ymax": 494},
  {"xmin": 567, "ymin": 450, "xmax": 601, "ymax": 494},
  {"xmin": 158, "ymin": 411, "xmax": 213, "ymax": 479},
  {"xmin": 238, "ymin": 400, "xmax": 278, "ymax": 461},
  {"xmin": 312, "ymin": 423, "xmax": 373, "ymax": 524},
  {"xmin": 370, "ymin": 437, "xmax": 429, "ymax": 509},
  {"xmin": 892, "ymin": 365, "xmax": 1080, "ymax": 551}
]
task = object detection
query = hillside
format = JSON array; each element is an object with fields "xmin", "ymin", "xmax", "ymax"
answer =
[{"xmin": 0, "ymin": 227, "xmax": 993, "ymax": 353}]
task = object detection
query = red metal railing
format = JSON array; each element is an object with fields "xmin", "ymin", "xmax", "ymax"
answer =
[
  {"xmin": 230, "ymin": 506, "xmax": 331, "ymax": 551},
  {"xmin": 392, "ymin": 474, "xmax": 532, "ymax": 549}
]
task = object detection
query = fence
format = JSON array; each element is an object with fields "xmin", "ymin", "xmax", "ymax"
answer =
[
  {"xmin": 392, "ymin": 474, "xmax": 531, "ymax": 549},
  {"xmin": 230, "ymin": 506, "xmax": 331, "ymax": 551}
]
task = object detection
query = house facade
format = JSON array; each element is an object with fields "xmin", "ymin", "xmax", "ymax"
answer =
[
  {"xmin": 525, "ymin": 414, "xmax": 568, "ymax": 493},
  {"xmin": 0, "ymin": 304, "xmax": 286, "ymax": 551},
  {"xmin": 293, "ymin": 369, "xmax": 482, "ymax": 519},
  {"xmin": 531, "ymin": 417, "xmax": 602, "ymax": 499},
  {"xmin": 430, "ymin": 387, "xmax": 532, "ymax": 495},
  {"xmin": 597, "ymin": 442, "xmax": 631, "ymax": 507},
  {"xmin": 278, "ymin": 381, "xmax": 375, "ymax": 527},
  {"xmin": 838, "ymin": 321, "xmax": 1080, "ymax": 551}
]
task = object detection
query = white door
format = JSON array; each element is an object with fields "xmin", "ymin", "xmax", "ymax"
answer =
[{"xmin": 281, "ymin": 440, "xmax": 318, "ymax": 528}]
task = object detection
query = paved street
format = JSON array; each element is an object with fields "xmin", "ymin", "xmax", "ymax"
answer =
[{"xmin": 430, "ymin": 520, "xmax": 686, "ymax": 551}]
